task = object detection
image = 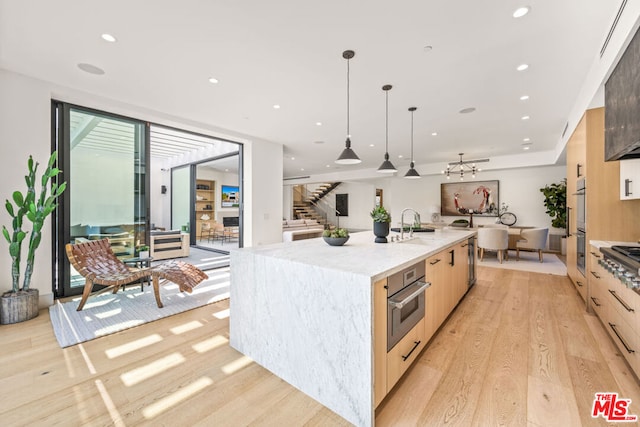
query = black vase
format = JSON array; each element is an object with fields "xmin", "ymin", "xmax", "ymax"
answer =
[{"xmin": 373, "ymin": 222, "xmax": 390, "ymax": 243}]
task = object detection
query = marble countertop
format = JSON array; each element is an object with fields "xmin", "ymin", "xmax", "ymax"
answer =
[
  {"xmin": 590, "ymin": 240, "xmax": 640, "ymax": 249},
  {"xmin": 233, "ymin": 229, "xmax": 475, "ymax": 282}
]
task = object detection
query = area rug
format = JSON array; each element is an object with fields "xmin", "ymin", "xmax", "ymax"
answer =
[
  {"xmin": 48, "ymin": 267, "xmax": 230, "ymax": 348},
  {"xmin": 478, "ymin": 251, "xmax": 567, "ymax": 276}
]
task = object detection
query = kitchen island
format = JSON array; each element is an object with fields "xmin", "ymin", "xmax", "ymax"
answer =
[{"xmin": 230, "ymin": 229, "xmax": 475, "ymax": 426}]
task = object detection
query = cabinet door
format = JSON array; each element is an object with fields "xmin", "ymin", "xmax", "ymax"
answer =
[
  {"xmin": 588, "ymin": 248, "xmax": 607, "ymax": 320},
  {"xmin": 456, "ymin": 241, "xmax": 470, "ymax": 301},
  {"xmin": 425, "ymin": 253, "xmax": 446, "ymax": 334},
  {"xmin": 374, "ymin": 278, "xmax": 387, "ymax": 407},
  {"xmin": 620, "ymin": 159, "xmax": 640, "ymax": 200}
]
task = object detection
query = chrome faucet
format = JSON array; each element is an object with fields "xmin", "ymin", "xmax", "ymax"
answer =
[{"xmin": 400, "ymin": 208, "xmax": 420, "ymax": 240}]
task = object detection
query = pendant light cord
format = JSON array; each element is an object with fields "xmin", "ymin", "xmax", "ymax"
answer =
[
  {"xmin": 385, "ymin": 90, "xmax": 389, "ymax": 152},
  {"xmin": 346, "ymin": 57, "xmax": 350, "ymax": 137},
  {"xmin": 410, "ymin": 108, "xmax": 414, "ymax": 161}
]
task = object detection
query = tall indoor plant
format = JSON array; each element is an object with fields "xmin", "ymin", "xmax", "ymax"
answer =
[
  {"xmin": 370, "ymin": 205, "xmax": 391, "ymax": 243},
  {"xmin": 1, "ymin": 152, "xmax": 66, "ymax": 324},
  {"xmin": 540, "ymin": 179, "xmax": 567, "ymax": 230}
]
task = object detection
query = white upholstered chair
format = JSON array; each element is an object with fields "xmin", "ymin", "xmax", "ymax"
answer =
[
  {"xmin": 477, "ymin": 228, "xmax": 509, "ymax": 263},
  {"xmin": 516, "ymin": 228, "xmax": 549, "ymax": 262}
]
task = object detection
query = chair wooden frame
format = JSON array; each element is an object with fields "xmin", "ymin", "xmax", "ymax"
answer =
[{"xmin": 66, "ymin": 239, "xmax": 208, "ymax": 311}]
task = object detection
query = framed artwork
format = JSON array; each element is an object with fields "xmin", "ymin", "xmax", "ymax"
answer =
[
  {"xmin": 335, "ymin": 193, "xmax": 349, "ymax": 216},
  {"xmin": 221, "ymin": 185, "xmax": 240, "ymax": 208},
  {"xmin": 440, "ymin": 180, "xmax": 499, "ymax": 216}
]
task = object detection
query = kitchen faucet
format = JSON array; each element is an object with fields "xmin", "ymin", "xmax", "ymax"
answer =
[{"xmin": 400, "ymin": 208, "xmax": 420, "ymax": 240}]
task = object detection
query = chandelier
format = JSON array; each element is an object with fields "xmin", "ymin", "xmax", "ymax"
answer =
[{"xmin": 442, "ymin": 153, "xmax": 489, "ymax": 180}]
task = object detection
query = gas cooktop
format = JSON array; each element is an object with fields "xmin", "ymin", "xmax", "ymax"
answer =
[{"xmin": 612, "ymin": 245, "xmax": 640, "ymax": 263}]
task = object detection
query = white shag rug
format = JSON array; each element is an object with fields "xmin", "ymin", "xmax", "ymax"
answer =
[
  {"xmin": 49, "ymin": 267, "xmax": 230, "ymax": 348},
  {"xmin": 478, "ymin": 251, "xmax": 567, "ymax": 276}
]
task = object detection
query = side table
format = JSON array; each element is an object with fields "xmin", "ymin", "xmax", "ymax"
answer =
[{"xmin": 123, "ymin": 256, "xmax": 154, "ymax": 291}]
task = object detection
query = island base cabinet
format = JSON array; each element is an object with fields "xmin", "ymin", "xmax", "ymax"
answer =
[{"xmin": 386, "ymin": 319, "xmax": 425, "ymax": 392}]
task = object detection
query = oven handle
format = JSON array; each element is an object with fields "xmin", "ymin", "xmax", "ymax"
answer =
[{"xmin": 388, "ymin": 281, "xmax": 431, "ymax": 309}]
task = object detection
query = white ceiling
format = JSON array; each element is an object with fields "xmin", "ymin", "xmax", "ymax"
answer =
[{"xmin": 0, "ymin": 1, "xmax": 626, "ymax": 178}]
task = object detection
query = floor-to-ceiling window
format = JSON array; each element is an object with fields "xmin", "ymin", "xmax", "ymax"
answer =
[{"xmin": 53, "ymin": 103, "xmax": 148, "ymax": 297}]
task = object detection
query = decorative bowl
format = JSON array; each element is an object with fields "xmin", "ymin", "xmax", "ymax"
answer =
[{"xmin": 323, "ymin": 236, "xmax": 350, "ymax": 246}]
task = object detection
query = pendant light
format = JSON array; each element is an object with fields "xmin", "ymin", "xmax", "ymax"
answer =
[
  {"xmin": 404, "ymin": 107, "xmax": 421, "ymax": 179},
  {"xmin": 377, "ymin": 85, "xmax": 397, "ymax": 173},
  {"xmin": 335, "ymin": 50, "xmax": 362, "ymax": 165}
]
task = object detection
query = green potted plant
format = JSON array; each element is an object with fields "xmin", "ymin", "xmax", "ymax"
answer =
[
  {"xmin": 137, "ymin": 244, "xmax": 150, "ymax": 259},
  {"xmin": 1, "ymin": 152, "xmax": 66, "ymax": 324},
  {"xmin": 322, "ymin": 228, "xmax": 350, "ymax": 246},
  {"xmin": 370, "ymin": 205, "xmax": 391, "ymax": 243},
  {"xmin": 540, "ymin": 179, "xmax": 567, "ymax": 254}
]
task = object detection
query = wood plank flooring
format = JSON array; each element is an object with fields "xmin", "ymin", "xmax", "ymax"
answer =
[{"xmin": 1, "ymin": 266, "xmax": 639, "ymax": 426}]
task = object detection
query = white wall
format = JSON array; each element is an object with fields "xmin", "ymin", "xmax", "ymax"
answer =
[{"xmin": 0, "ymin": 68, "xmax": 284, "ymax": 306}]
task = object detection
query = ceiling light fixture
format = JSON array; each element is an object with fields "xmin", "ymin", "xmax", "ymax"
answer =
[
  {"xmin": 404, "ymin": 107, "xmax": 420, "ymax": 179},
  {"xmin": 208, "ymin": 77, "xmax": 219, "ymax": 84},
  {"xmin": 517, "ymin": 64, "xmax": 529, "ymax": 71},
  {"xmin": 77, "ymin": 63, "xmax": 105, "ymax": 75},
  {"xmin": 513, "ymin": 6, "xmax": 530, "ymax": 18},
  {"xmin": 101, "ymin": 33, "xmax": 117, "ymax": 42},
  {"xmin": 442, "ymin": 153, "xmax": 489, "ymax": 181},
  {"xmin": 335, "ymin": 50, "xmax": 362, "ymax": 164},
  {"xmin": 377, "ymin": 85, "xmax": 397, "ymax": 173},
  {"xmin": 273, "ymin": 104, "xmax": 281, "ymax": 109},
  {"xmin": 316, "ymin": 122, "xmax": 322, "ymax": 126},
  {"xmin": 521, "ymin": 115, "xmax": 530, "ymax": 120},
  {"xmin": 432, "ymin": 132, "xmax": 438, "ymax": 136}
]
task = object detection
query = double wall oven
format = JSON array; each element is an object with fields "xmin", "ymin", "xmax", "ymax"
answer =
[{"xmin": 574, "ymin": 177, "xmax": 586, "ymax": 276}]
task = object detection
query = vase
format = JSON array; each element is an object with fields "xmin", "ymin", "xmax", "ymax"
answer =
[
  {"xmin": 139, "ymin": 250, "xmax": 150, "ymax": 259},
  {"xmin": 0, "ymin": 288, "xmax": 39, "ymax": 324},
  {"xmin": 323, "ymin": 236, "xmax": 349, "ymax": 246},
  {"xmin": 373, "ymin": 222, "xmax": 390, "ymax": 243}
]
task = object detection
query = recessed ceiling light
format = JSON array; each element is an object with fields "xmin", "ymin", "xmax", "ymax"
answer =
[
  {"xmin": 77, "ymin": 63, "xmax": 105, "ymax": 75},
  {"xmin": 290, "ymin": 156, "xmax": 295, "ymax": 160},
  {"xmin": 517, "ymin": 64, "xmax": 529, "ymax": 71},
  {"xmin": 459, "ymin": 107, "xmax": 476, "ymax": 114},
  {"xmin": 313, "ymin": 140, "xmax": 324, "ymax": 144},
  {"xmin": 513, "ymin": 6, "xmax": 530, "ymax": 18},
  {"xmin": 300, "ymin": 168, "xmax": 305, "ymax": 171},
  {"xmin": 523, "ymin": 137, "xmax": 531, "ymax": 142},
  {"xmin": 273, "ymin": 104, "xmax": 281, "ymax": 109},
  {"xmin": 398, "ymin": 154, "xmax": 404, "ymax": 158},
  {"xmin": 521, "ymin": 115, "xmax": 530, "ymax": 120},
  {"xmin": 326, "ymin": 164, "xmax": 331, "ymax": 168},
  {"xmin": 431, "ymin": 132, "xmax": 438, "ymax": 136},
  {"xmin": 520, "ymin": 95, "xmax": 529, "ymax": 101},
  {"xmin": 423, "ymin": 45, "xmax": 433, "ymax": 52},
  {"xmin": 369, "ymin": 144, "xmax": 375, "ymax": 147},
  {"xmin": 523, "ymin": 146, "xmax": 530, "ymax": 150},
  {"xmin": 101, "ymin": 33, "xmax": 117, "ymax": 42},
  {"xmin": 316, "ymin": 122, "xmax": 322, "ymax": 126},
  {"xmin": 208, "ymin": 77, "xmax": 219, "ymax": 84}
]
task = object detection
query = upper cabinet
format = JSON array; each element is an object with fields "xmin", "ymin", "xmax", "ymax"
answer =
[{"xmin": 619, "ymin": 159, "xmax": 640, "ymax": 200}]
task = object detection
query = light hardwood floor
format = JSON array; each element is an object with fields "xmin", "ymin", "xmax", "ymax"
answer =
[{"xmin": 1, "ymin": 266, "xmax": 639, "ymax": 426}]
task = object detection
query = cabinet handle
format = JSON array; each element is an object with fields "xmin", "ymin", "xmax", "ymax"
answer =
[
  {"xmin": 449, "ymin": 250, "xmax": 455, "ymax": 266},
  {"xmin": 577, "ymin": 163, "xmax": 582, "ymax": 177},
  {"xmin": 590, "ymin": 297, "xmax": 601, "ymax": 307},
  {"xmin": 576, "ymin": 281, "xmax": 583, "ymax": 287},
  {"xmin": 608, "ymin": 323, "xmax": 635, "ymax": 354},
  {"xmin": 608, "ymin": 290, "xmax": 635, "ymax": 312},
  {"xmin": 625, "ymin": 178, "xmax": 632, "ymax": 197},
  {"xmin": 590, "ymin": 271, "xmax": 600, "ymax": 279},
  {"xmin": 590, "ymin": 251, "xmax": 601, "ymax": 258},
  {"xmin": 402, "ymin": 340, "xmax": 421, "ymax": 361},
  {"xmin": 429, "ymin": 259, "xmax": 441, "ymax": 265},
  {"xmin": 566, "ymin": 207, "xmax": 572, "ymax": 237},
  {"xmin": 461, "ymin": 243, "xmax": 468, "ymax": 247}
]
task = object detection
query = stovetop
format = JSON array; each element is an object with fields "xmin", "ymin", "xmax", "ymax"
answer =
[{"xmin": 612, "ymin": 245, "xmax": 640, "ymax": 262}]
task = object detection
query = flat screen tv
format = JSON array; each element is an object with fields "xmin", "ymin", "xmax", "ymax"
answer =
[{"xmin": 221, "ymin": 185, "xmax": 240, "ymax": 208}]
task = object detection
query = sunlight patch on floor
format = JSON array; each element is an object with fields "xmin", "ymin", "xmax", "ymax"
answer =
[
  {"xmin": 142, "ymin": 377, "xmax": 213, "ymax": 419},
  {"xmin": 222, "ymin": 355, "xmax": 253, "ymax": 374},
  {"xmin": 120, "ymin": 353, "xmax": 185, "ymax": 386},
  {"xmin": 95, "ymin": 379, "xmax": 125, "ymax": 426},
  {"xmin": 213, "ymin": 308, "xmax": 230, "ymax": 319},
  {"xmin": 170, "ymin": 320, "xmax": 203, "ymax": 335},
  {"xmin": 105, "ymin": 334, "xmax": 163, "ymax": 359},
  {"xmin": 192, "ymin": 335, "xmax": 229, "ymax": 353}
]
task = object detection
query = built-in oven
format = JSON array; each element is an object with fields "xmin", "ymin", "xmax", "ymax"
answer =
[
  {"xmin": 575, "ymin": 178, "xmax": 586, "ymax": 233},
  {"xmin": 387, "ymin": 262, "xmax": 430, "ymax": 352},
  {"xmin": 576, "ymin": 230, "xmax": 586, "ymax": 276}
]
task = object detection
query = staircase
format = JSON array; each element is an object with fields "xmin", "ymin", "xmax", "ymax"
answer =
[{"xmin": 292, "ymin": 182, "xmax": 342, "ymax": 227}]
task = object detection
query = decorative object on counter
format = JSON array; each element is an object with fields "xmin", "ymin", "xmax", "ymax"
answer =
[
  {"xmin": 441, "ymin": 180, "xmax": 499, "ymax": 216},
  {"xmin": 496, "ymin": 202, "xmax": 508, "ymax": 223},
  {"xmin": 377, "ymin": 85, "xmax": 397, "ymax": 173},
  {"xmin": 1, "ymin": 151, "xmax": 66, "ymax": 324},
  {"xmin": 449, "ymin": 219, "xmax": 470, "ymax": 228},
  {"xmin": 322, "ymin": 228, "xmax": 350, "ymax": 246},
  {"xmin": 442, "ymin": 152, "xmax": 489, "ymax": 180},
  {"xmin": 137, "ymin": 244, "xmax": 150, "ymax": 259},
  {"xmin": 370, "ymin": 205, "xmax": 391, "ymax": 243},
  {"xmin": 499, "ymin": 211, "xmax": 517, "ymax": 226},
  {"xmin": 335, "ymin": 50, "xmax": 362, "ymax": 165},
  {"xmin": 404, "ymin": 107, "xmax": 421, "ymax": 179},
  {"xmin": 200, "ymin": 213, "xmax": 210, "ymax": 220},
  {"xmin": 539, "ymin": 179, "xmax": 567, "ymax": 229}
]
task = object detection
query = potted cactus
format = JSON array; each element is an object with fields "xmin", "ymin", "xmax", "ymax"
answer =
[{"xmin": 1, "ymin": 152, "xmax": 66, "ymax": 324}]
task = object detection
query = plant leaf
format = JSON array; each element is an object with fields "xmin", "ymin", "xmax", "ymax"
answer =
[{"xmin": 2, "ymin": 226, "xmax": 10, "ymax": 243}]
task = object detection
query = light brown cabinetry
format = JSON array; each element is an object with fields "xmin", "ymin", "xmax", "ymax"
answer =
[
  {"xmin": 373, "ymin": 278, "xmax": 387, "ymax": 407},
  {"xmin": 195, "ymin": 179, "xmax": 215, "ymax": 239}
]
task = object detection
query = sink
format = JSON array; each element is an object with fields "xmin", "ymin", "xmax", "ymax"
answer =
[{"xmin": 390, "ymin": 227, "xmax": 435, "ymax": 233}]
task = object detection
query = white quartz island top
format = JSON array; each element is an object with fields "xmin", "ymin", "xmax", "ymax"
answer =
[{"xmin": 229, "ymin": 229, "xmax": 475, "ymax": 427}]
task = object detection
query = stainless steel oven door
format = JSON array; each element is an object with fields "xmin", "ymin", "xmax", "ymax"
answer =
[
  {"xmin": 387, "ymin": 280, "xmax": 430, "ymax": 351},
  {"xmin": 576, "ymin": 230, "xmax": 586, "ymax": 276}
]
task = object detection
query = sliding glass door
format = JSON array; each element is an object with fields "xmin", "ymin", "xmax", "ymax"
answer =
[{"xmin": 54, "ymin": 103, "xmax": 148, "ymax": 297}]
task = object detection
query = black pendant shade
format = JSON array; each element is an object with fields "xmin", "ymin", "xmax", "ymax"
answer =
[
  {"xmin": 378, "ymin": 84, "xmax": 397, "ymax": 173},
  {"xmin": 404, "ymin": 106, "xmax": 421, "ymax": 179},
  {"xmin": 335, "ymin": 50, "xmax": 362, "ymax": 165}
]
